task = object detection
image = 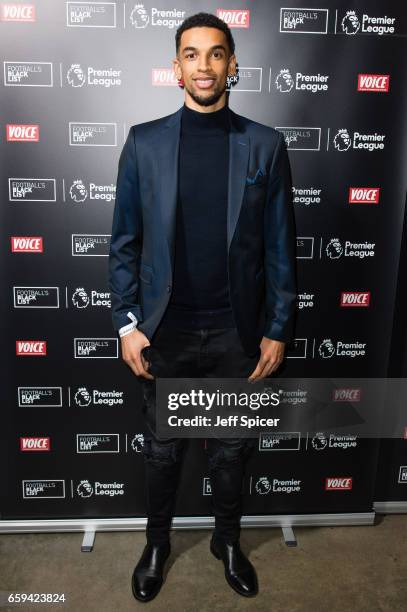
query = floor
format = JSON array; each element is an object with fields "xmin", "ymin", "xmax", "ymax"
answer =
[{"xmin": 1, "ymin": 515, "xmax": 406, "ymax": 611}]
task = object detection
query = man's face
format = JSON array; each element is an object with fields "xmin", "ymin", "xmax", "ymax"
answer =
[{"xmin": 173, "ymin": 26, "xmax": 236, "ymax": 108}]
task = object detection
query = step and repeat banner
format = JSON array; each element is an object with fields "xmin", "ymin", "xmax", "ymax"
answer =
[
  {"xmin": 375, "ymin": 198, "xmax": 407, "ymax": 511},
  {"xmin": 1, "ymin": 1, "xmax": 407, "ymax": 524}
]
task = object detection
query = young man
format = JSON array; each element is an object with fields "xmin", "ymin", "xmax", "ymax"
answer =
[{"xmin": 108, "ymin": 12, "xmax": 297, "ymax": 602}]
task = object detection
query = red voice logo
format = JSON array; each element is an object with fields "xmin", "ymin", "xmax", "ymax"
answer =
[
  {"xmin": 325, "ymin": 477, "xmax": 353, "ymax": 490},
  {"xmin": 151, "ymin": 69, "xmax": 178, "ymax": 86},
  {"xmin": 16, "ymin": 341, "xmax": 47, "ymax": 356},
  {"xmin": 332, "ymin": 388, "xmax": 361, "ymax": 402},
  {"xmin": 20, "ymin": 437, "xmax": 51, "ymax": 451},
  {"xmin": 0, "ymin": 3, "xmax": 35, "ymax": 21},
  {"xmin": 349, "ymin": 187, "xmax": 380, "ymax": 204},
  {"xmin": 357, "ymin": 74, "xmax": 390, "ymax": 92},
  {"xmin": 216, "ymin": 8, "xmax": 250, "ymax": 28},
  {"xmin": 340, "ymin": 292, "xmax": 370, "ymax": 307},
  {"xmin": 11, "ymin": 236, "xmax": 43, "ymax": 252},
  {"xmin": 7, "ymin": 124, "xmax": 39, "ymax": 142}
]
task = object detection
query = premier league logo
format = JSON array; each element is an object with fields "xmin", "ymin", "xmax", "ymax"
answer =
[{"xmin": 275, "ymin": 69, "xmax": 294, "ymax": 93}]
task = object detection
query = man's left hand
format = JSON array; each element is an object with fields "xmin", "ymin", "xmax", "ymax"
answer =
[{"xmin": 248, "ymin": 337, "xmax": 286, "ymax": 381}]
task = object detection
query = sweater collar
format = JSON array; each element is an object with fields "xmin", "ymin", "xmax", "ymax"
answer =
[{"xmin": 181, "ymin": 102, "xmax": 230, "ymax": 134}]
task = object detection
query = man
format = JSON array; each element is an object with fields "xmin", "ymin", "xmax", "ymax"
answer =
[{"xmin": 108, "ymin": 11, "xmax": 297, "ymax": 602}]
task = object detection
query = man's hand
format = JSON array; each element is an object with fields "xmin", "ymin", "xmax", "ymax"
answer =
[
  {"xmin": 120, "ymin": 329, "xmax": 154, "ymax": 380},
  {"xmin": 248, "ymin": 337, "xmax": 286, "ymax": 381}
]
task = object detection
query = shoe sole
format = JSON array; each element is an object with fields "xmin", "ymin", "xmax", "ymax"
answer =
[{"xmin": 210, "ymin": 540, "xmax": 259, "ymax": 598}]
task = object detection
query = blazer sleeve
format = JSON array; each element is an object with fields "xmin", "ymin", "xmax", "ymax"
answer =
[
  {"xmin": 263, "ymin": 131, "xmax": 297, "ymax": 343},
  {"xmin": 108, "ymin": 126, "xmax": 143, "ymax": 331}
]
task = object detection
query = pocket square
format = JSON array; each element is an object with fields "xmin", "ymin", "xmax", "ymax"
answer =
[{"xmin": 246, "ymin": 168, "xmax": 266, "ymax": 185}]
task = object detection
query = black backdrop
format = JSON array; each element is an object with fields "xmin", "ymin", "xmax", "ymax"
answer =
[{"xmin": 1, "ymin": 0, "xmax": 407, "ymax": 525}]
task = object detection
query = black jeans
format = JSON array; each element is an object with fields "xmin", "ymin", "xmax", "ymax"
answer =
[{"xmin": 138, "ymin": 324, "xmax": 260, "ymax": 545}]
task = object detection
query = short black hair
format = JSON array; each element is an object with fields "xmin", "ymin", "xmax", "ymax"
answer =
[{"xmin": 175, "ymin": 12, "xmax": 235, "ymax": 56}]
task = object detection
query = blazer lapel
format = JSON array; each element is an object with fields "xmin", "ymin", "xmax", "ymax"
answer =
[
  {"xmin": 153, "ymin": 105, "xmax": 250, "ymax": 269},
  {"xmin": 153, "ymin": 107, "xmax": 182, "ymax": 268},
  {"xmin": 227, "ymin": 111, "xmax": 250, "ymax": 251}
]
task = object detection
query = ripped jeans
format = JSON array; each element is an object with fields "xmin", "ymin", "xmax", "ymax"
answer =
[{"xmin": 137, "ymin": 324, "xmax": 260, "ymax": 545}]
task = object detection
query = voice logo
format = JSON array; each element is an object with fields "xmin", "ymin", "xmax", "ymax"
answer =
[
  {"xmin": 357, "ymin": 74, "xmax": 390, "ymax": 92},
  {"xmin": 152, "ymin": 68, "xmax": 178, "ymax": 86},
  {"xmin": 325, "ymin": 477, "xmax": 353, "ymax": 490},
  {"xmin": 216, "ymin": 9, "xmax": 250, "ymax": 28},
  {"xmin": 16, "ymin": 340, "xmax": 47, "ymax": 356},
  {"xmin": 349, "ymin": 187, "xmax": 380, "ymax": 204},
  {"xmin": 6, "ymin": 124, "xmax": 39, "ymax": 141},
  {"xmin": 1, "ymin": 3, "xmax": 35, "ymax": 21},
  {"xmin": 340, "ymin": 292, "xmax": 370, "ymax": 307},
  {"xmin": 20, "ymin": 437, "xmax": 51, "ymax": 451},
  {"xmin": 333, "ymin": 388, "xmax": 361, "ymax": 402},
  {"xmin": 11, "ymin": 236, "xmax": 43, "ymax": 252}
]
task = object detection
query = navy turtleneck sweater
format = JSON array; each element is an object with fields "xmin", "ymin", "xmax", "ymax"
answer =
[{"xmin": 160, "ymin": 102, "xmax": 235, "ymax": 329}]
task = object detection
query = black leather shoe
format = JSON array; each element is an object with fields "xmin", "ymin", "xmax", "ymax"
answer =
[
  {"xmin": 210, "ymin": 535, "xmax": 258, "ymax": 597},
  {"xmin": 131, "ymin": 541, "xmax": 171, "ymax": 602}
]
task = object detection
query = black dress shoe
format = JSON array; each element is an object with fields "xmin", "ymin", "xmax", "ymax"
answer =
[
  {"xmin": 210, "ymin": 535, "xmax": 258, "ymax": 597},
  {"xmin": 131, "ymin": 541, "xmax": 171, "ymax": 602}
]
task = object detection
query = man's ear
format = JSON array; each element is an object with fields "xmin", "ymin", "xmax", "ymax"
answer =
[
  {"xmin": 172, "ymin": 58, "xmax": 180, "ymax": 79},
  {"xmin": 228, "ymin": 54, "xmax": 237, "ymax": 76}
]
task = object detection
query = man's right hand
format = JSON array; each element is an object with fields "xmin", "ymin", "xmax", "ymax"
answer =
[{"xmin": 120, "ymin": 329, "xmax": 154, "ymax": 380}]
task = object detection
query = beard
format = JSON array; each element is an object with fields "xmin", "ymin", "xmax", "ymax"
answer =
[{"xmin": 184, "ymin": 78, "xmax": 227, "ymax": 107}]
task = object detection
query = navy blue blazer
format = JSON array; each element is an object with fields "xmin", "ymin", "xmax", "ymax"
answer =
[{"xmin": 108, "ymin": 105, "xmax": 297, "ymax": 357}]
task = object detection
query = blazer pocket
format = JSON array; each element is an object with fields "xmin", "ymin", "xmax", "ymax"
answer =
[
  {"xmin": 247, "ymin": 177, "xmax": 267, "ymax": 187},
  {"xmin": 246, "ymin": 170, "xmax": 267, "ymax": 188},
  {"xmin": 139, "ymin": 263, "xmax": 153, "ymax": 285}
]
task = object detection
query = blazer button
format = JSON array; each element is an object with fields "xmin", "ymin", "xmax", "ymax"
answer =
[{"xmin": 167, "ymin": 284, "xmax": 172, "ymax": 292}]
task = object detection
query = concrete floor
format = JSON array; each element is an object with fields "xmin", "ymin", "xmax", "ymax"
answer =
[{"xmin": 1, "ymin": 515, "xmax": 406, "ymax": 612}]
